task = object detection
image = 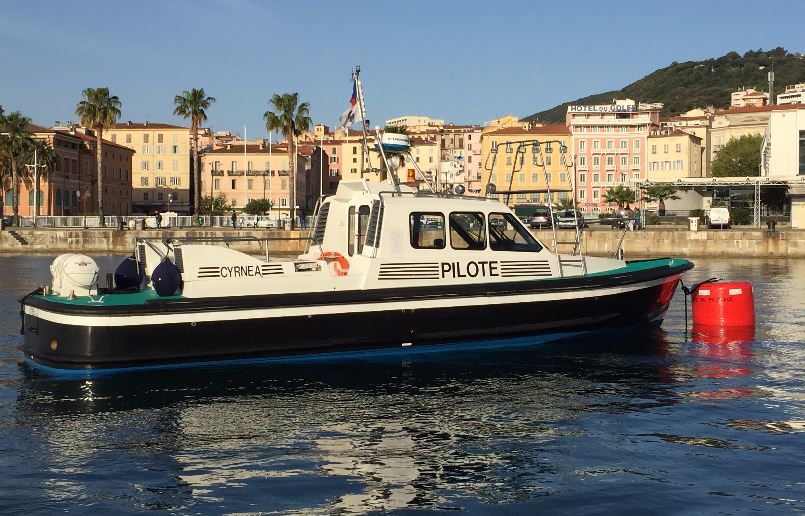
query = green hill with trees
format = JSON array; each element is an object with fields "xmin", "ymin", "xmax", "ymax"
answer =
[{"xmin": 524, "ymin": 48, "xmax": 805, "ymax": 123}]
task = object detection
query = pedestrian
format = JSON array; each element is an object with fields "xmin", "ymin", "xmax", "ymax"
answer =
[
  {"xmin": 155, "ymin": 211, "xmax": 162, "ymax": 229},
  {"xmin": 231, "ymin": 210, "xmax": 237, "ymax": 229},
  {"xmin": 634, "ymin": 208, "xmax": 642, "ymax": 230},
  {"xmin": 623, "ymin": 204, "xmax": 634, "ymax": 231}
]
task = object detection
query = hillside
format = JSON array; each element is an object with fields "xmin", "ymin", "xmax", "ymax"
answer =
[{"xmin": 524, "ymin": 48, "xmax": 805, "ymax": 123}]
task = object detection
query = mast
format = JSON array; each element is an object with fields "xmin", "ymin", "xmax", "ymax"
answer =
[{"xmin": 354, "ymin": 66, "xmax": 370, "ymax": 177}]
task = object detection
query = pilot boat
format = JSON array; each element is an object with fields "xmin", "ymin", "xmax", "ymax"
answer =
[{"xmin": 19, "ymin": 71, "xmax": 692, "ymax": 370}]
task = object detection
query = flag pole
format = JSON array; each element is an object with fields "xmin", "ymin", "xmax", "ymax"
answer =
[{"xmin": 355, "ymin": 65, "xmax": 369, "ymax": 178}]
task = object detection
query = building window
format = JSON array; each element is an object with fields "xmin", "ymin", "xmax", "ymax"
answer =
[
  {"xmin": 172, "ymin": 160, "xmax": 178, "ymax": 171},
  {"xmin": 592, "ymin": 189, "xmax": 599, "ymax": 200},
  {"xmin": 143, "ymin": 134, "xmax": 149, "ymax": 144},
  {"xmin": 231, "ymin": 179, "xmax": 236, "ymax": 189},
  {"xmin": 281, "ymin": 197, "xmax": 288, "ymax": 207},
  {"xmin": 214, "ymin": 178, "xmax": 220, "ymax": 189},
  {"xmin": 592, "ymin": 156, "xmax": 600, "ymax": 167},
  {"xmin": 579, "ymin": 189, "xmax": 586, "ymax": 200},
  {"xmin": 505, "ymin": 141, "xmax": 512, "ymax": 153},
  {"xmin": 125, "ymin": 134, "xmax": 131, "ymax": 143},
  {"xmin": 157, "ymin": 145, "xmax": 164, "ymax": 154},
  {"xmin": 157, "ymin": 192, "xmax": 164, "ymax": 201},
  {"xmin": 546, "ymin": 156, "xmax": 552, "ymax": 166},
  {"xmin": 156, "ymin": 176, "xmax": 166, "ymax": 187},
  {"xmin": 607, "ymin": 173, "xmax": 614, "ymax": 182},
  {"xmin": 156, "ymin": 160, "xmax": 163, "ymax": 170},
  {"xmin": 606, "ymin": 156, "xmax": 614, "ymax": 167},
  {"xmin": 505, "ymin": 157, "xmax": 512, "ymax": 165},
  {"xmin": 633, "ymin": 156, "xmax": 640, "ymax": 166},
  {"xmin": 675, "ymin": 143, "xmax": 682, "ymax": 152},
  {"xmin": 531, "ymin": 173, "xmax": 538, "ymax": 183},
  {"xmin": 634, "ymin": 139, "xmax": 640, "ymax": 149},
  {"xmin": 593, "ymin": 173, "xmax": 600, "ymax": 182},
  {"xmin": 663, "ymin": 144, "xmax": 669, "ymax": 153},
  {"xmin": 545, "ymin": 173, "xmax": 551, "ymax": 183},
  {"xmin": 157, "ymin": 133, "xmax": 163, "ymax": 144},
  {"xmin": 171, "ymin": 176, "xmax": 180, "ymax": 186},
  {"xmin": 621, "ymin": 173, "xmax": 627, "ymax": 182},
  {"xmin": 141, "ymin": 161, "xmax": 148, "ymax": 170},
  {"xmin": 140, "ymin": 177, "xmax": 149, "ymax": 186},
  {"xmin": 111, "ymin": 134, "xmax": 117, "ymax": 143},
  {"xmin": 620, "ymin": 140, "xmax": 627, "ymax": 149},
  {"xmin": 651, "ymin": 145, "xmax": 657, "ymax": 154},
  {"xmin": 545, "ymin": 142, "xmax": 553, "ymax": 153},
  {"xmin": 606, "ymin": 140, "xmax": 614, "ymax": 149},
  {"xmin": 143, "ymin": 192, "xmax": 149, "ymax": 200},
  {"xmin": 579, "ymin": 156, "xmax": 587, "ymax": 166},
  {"xmin": 621, "ymin": 156, "xmax": 628, "ymax": 167},
  {"xmin": 579, "ymin": 140, "xmax": 586, "ymax": 151},
  {"xmin": 247, "ymin": 179, "xmax": 253, "ymax": 189},
  {"xmin": 800, "ymin": 131, "xmax": 805, "ymax": 174},
  {"xmin": 142, "ymin": 145, "xmax": 150, "ymax": 154},
  {"xmin": 579, "ymin": 173, "xmax": 586, "ymax": 183},
  {"xmin": 231, "ymin": 161, "xmax": 237, "ymax": 172},
  {"xmin": 171, "ymin": 145, "xmax": 178, "ymax": 154}
]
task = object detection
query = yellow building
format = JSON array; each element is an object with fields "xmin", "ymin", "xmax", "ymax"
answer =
[
  {"xmin": 646, "ymin": 129, "xmax": 703, "ymax": 181},
  {"xmin": 481, "ymin": 124, "xmax": 573, "ymax": 206},
  {"xmin": 105, "ymin": 122, "xmax": 191, "ymax": 213}
]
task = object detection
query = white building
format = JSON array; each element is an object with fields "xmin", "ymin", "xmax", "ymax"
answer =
[
  {"xmin": 384, "ymin": 115, "xmax": 444, "ymax": 130},
  {"xmin": 760, "ymin": 105, "xmax": 805, "ymax": 228},
  {"xmin": 777, "ymin": 83, "xmax": 805, "ymax": 105},
  {"xmin": 730, "ymin": 88, "xmax": 769, "ymax": 108}
]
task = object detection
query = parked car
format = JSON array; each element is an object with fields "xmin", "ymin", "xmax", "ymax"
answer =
[
  {"xmin": 707, "ymin": 207, "xmax": 731, "ymax": 229},
  {"xmin": 556, "ymin": 210, "xmax": 588, "ymax": 229},
  {"xmin": 527, "ymin": 207, "xmax": 554, "ymax": 229},
  {"xmin": 1, "ymin": 215, "xmax": 12, "ymax": 228}
]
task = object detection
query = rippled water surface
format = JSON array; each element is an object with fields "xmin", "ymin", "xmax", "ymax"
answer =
[{"xmin": 1, "ymin": 256, "xmax": 804, "ymax": 514}]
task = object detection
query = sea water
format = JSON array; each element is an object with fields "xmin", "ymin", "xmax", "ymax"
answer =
[{"xmin": 0, "ymin": 256, "xmax": 803, "ymax": 514}]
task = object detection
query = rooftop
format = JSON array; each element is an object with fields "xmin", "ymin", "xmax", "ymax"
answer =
[{"xmin": 485, "ymin": 124, "xmax": 571, "ymax": 137}]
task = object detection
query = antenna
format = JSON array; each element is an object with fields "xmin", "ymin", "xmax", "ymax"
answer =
[{"xmin": 768, "ymin": 57, "xmax": 775, "ymax": 106}]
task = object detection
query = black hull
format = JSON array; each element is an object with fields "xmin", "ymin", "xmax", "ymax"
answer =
[{"xmin": 20, "ymin": 263, "xmax": 689, "ymax": 370}]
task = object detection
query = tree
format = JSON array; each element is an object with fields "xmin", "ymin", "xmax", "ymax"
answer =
[
  {"xmin": 23, "ymin": 139, "xmax": 58, "ymax": 217},
  {"xmin": 0, "ymin": 111, "xmax": 34, "ymax": 225},
  {"xmin": 711, "ymin": 134, "xmax": 762, "ymax": 177},
  {"xmin": 243, "ymin": 198, "xmax": 273, "ymax": 215},
  {"xmin": 75, "ymin": 87, "xmax": 121, "ymax": 223},
  {"xmin": 557, "ymin": 197, "xmax": 575, "ymax": 210},
  {"xmin": 263, "ymin": 93, "xmax": 312, "ymax": 229},
  {"xmin": 201, "ymin": 193, "xmax": 234, "ymax": 215},
  {"xmin": 173, "ymin": 88, "xmax": 215, "ymax": 214},
  {"xmin": 602, "ymin": 185, "xmax": 636, "ymax": 210},
  {"xmin": 642, "ymin": 184, "xmax": 681, "ymax": 216}
]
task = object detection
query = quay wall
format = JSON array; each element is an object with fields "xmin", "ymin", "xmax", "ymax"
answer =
[{"xmin": 0, "ymin": 228, "xmax": 804, "ymax": 258}]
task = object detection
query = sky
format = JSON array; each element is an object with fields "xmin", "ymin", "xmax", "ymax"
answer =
[{"xmin": 2, "ymin": 0, "xmax": 804, "ymax": 137}]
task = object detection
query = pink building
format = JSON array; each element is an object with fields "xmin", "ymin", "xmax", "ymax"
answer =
[
  {"xmin": 566, "ymin": 100, "xmax": 661, "ymax": 213},
  {"xmin": 463, "ymin": 128, "xmax": 483, "ymax": 194}
]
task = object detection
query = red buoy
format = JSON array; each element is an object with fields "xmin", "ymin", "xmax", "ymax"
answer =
[{"xmin": 692, "ymin": 281, "xmax": 755, "ymax": 327}]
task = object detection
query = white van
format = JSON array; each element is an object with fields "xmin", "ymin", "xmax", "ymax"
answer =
[{"xmin": 708, "ymin": 207, "xmax": 730, "ymax": 229}]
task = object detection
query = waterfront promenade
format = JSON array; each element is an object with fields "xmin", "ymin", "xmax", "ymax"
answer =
[{"xmin": 0, "ymin": 227, "xmax": 803, "ymax": 258}]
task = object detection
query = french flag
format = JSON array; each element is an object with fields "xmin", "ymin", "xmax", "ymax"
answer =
[{"xmin": 340, "ymin": 83, "xmax": 360, "ymax": 128}]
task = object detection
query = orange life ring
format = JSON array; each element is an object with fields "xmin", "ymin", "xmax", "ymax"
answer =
[{"xmin": 319, "ymin": 251, "xmax": 349, "ymax": 276}]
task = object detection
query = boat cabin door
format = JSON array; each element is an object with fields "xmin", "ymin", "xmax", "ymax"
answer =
[{"xmin": 347, "ymin": 204, "xmax": 371, "ymax": 256}]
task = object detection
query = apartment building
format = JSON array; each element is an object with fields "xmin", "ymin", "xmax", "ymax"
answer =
[
  {"xmin": 481, "ymin": 124, "xmax": 572, "ymax": 206},
  {"xmin": 201, "ymin": 142, "xmax": 307, "ymax": 217},
  {"xmin": 566, "ymin": 100, "xmax": 661, "ymax": 212},
  {"xmin": 646, "ymin": 130, "xmax": 703, "ymax": 181},
  {"xmin": 104, "ymin": 122, "xmax": 191, "ymax": 214},
  {"xmin": 3, "ymin": 124, "xmax": 133, "ymax": 217},
  {"xmin": 777, "ymin": 83, "xmax": 805, "ymax": 105}
]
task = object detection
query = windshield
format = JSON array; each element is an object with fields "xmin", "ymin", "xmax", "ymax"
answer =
[{"xmin": 489, "ymin": 213, "xmax": 543, "ymax": 252}]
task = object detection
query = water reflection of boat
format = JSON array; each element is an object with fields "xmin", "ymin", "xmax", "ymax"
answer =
[{"xmin": 14, "ymin": 332, "xmax": 677, "ymax": 512}]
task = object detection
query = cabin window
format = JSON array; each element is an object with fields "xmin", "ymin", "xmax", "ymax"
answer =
[
  {"xmin": 449, "ymin": 212, "xmax": 486, "ymax": 250},
  {"xmin": 488, "ymin": 213, "xmax": 542, "ymax": 252},
  {"xmin": 409, "ymin": 212, "xmax": 445, "ymax": 249},
  {"xmin": 356, "ymin": 205, "xmax": 370, "ymax": 254},
  {"xmin": 348, "ymin": 206, "xmax": 355, "ymax": 255}
]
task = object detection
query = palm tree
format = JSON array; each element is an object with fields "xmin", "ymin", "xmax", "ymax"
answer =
[
  {"xmin": 263, "ymin": 93, "xmax": 312, "ymax": 229},
  {"xmin": 557, "ymin": 197, "xmax": 575, "ymax": 210},
  {"xmin": 0, "ymin": 111, "xmax": 34, "ymax": 225},
  {"xmin": 602, "ymin": 185, "xmax": 637, "ymax": 210},
  {"xmin": 642, "ymin": 184, "xmax": 681, "ymax": 216},
  {"xmin": 173, "ymin": 88, "xmax": 215, "ymax": 214},
  {"xmin": 75, "ymin": 87, "xmax": 121, "ymax": 224}
]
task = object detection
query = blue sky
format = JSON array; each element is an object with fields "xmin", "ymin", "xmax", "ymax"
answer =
[{"xmin": 2, "ymin": 0, "xmax": 804, "ymax": 136}]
